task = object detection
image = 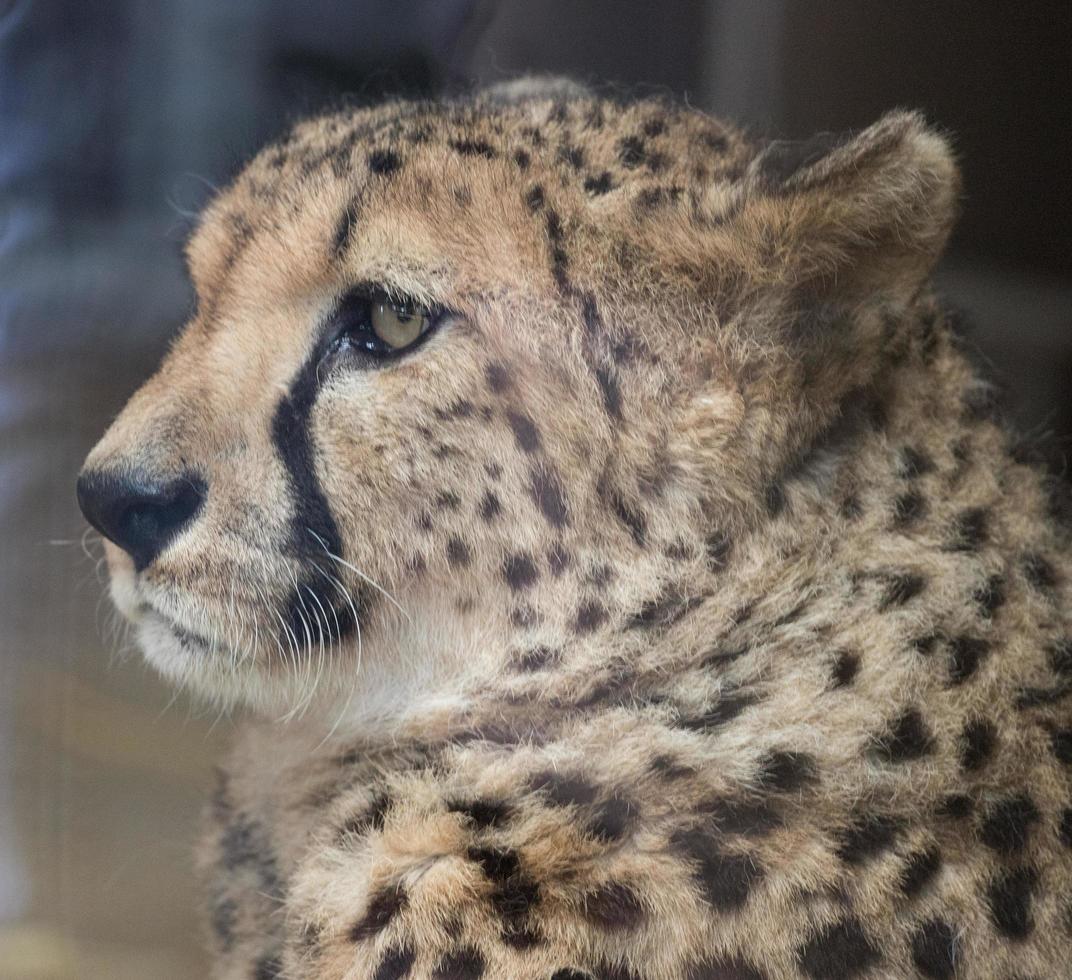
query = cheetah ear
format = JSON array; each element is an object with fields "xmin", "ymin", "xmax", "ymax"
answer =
[{"xmin": 742, "ymin": 111, "xmax": 959, "ymax": 304}]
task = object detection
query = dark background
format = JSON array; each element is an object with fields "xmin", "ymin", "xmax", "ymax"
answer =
[{"xmin": 1, "ymin": 2, "xmax": 1069, "ymax": 975}]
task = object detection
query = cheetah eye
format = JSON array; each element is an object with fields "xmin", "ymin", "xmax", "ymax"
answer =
[
  {"xmin": 326, "ymin": 288, "xmax": 440, "ymax": 364},
  {"xmin": 370, "ymin": 299, "xmax": 431, "ymax": 349}
]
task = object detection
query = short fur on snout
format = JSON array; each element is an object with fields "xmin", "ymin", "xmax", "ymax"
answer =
[{"xmin": 81, "ymin": 81, "xmax": 1071, "ymax": 979}]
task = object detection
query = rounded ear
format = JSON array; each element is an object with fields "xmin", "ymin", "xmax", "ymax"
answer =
[
  {"xmin": 742, "ymin": 111, "xmax": 960, "ymax": 304},
  {"xmin": 677, "ymin": 113, "xmax": 959, "ymax": 522}
]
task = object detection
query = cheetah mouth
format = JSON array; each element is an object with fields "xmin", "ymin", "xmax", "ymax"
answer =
[{"xmin": 139, "ymin": 604, "xmax": 221, "ymax": 654}]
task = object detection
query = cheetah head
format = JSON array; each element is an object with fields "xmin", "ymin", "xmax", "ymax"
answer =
[{"xmin": 78, "ymin": 82, "xmax": 957, "ymax": 723}]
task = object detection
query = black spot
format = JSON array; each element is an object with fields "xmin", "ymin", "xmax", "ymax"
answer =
[
  {"xmin": 447, "ymin": 799, "xmax": 509, "ymax": 828},
  {"xmin": 671, "ymin": 828, "xmax": 764, "ymax": 910},
  {"xmin": 986, "ymin": 866, "xmax": 1037, "ymax": 939},
  {"xmin": 479, "ymin": 490, "xmax": 501, "ymax": 522},
  {"xmin": 831, "ymin": 651, "xmax": 860, "ymax": 688},
  {"xmin": 1022, "ymin": 553, "xmax": 1057, "ymax": 591},
  {"xmin": 840, "ymin": 494, "xmax": 863, "ymax": 519},
  {"xmin": 339, "ymin": 793, "xmax": 390, "ymax": 837},
  {"xmin": 530, "ymin": 464, "xmax": 570, "ymax": 528},
  {"xmin": 651, "ymin": 754, "xmax": 694, "ymax": 779},
  {"xmin": 912, "ymin": 634, "xmax": 938, "ymax": 655},
  {"xmin": 947, "ymin": 507, "xmax": 988, "ymax": 551},
  {"xmin": 1050, "ymin": 638, "xmax": 1072, "ymax": 676},
  {"xmin": 551, "ymin": 973, "xmax": 590, "ymax": 980},
  {"xmin": 705, "ymin": 796, "xmax": 781, "ymax": 838},
  {"xmin": 1015, "ymin": 680, "xmax": 1072, "ymax": 709},
  {"xmin": 758, "ymin": 751, "xmax": 818, "ymax": 792},
  {"xmin": 584, "ymin": 881, "xmax": 644, "ymax": 930},
  {"xmin": 545, "ymin": 208, "xmax": 571, "ymax": 292},
  {"xmin": 1059, "ymin": 808, "xmax": 1072, "ymax": 847},
  {"xmin": 938, "ymin": 794, "xmax": 974, "ymax": 820},
  {"xmin": 948, "ymin": 636, "xmax": 989, "ymax": 685},
  {"xmin": 764, "ymin": 482, "xmax": 786, "ymax": 516},
  {"xmin": 574, "ymin": 600, "xmax": 608, "ymax": 633},
  {"xmin": 515, "ymin": 645, "xmax": 559, "ymax": 671},
  {"xmin": 436, "ymin": 491, "xmax": 461, "ymax": 511},
  {"xmin": 513, "ymin": 148, "xmax": 531, "ymax": 169},
  {"xmin": 589, "ymin": 795, "xmax": 638, "ymax": 842},
  {"xmin": 893, "ymin": 491, "xmax": 927, "ymax": 526},
  {"xmin": 349, "ymin": 884, "xmax": 407, "ymax": 942},
  {"xmin": 374, "ymin": 943, "xmax": 416, "ymax": 980},
  {"xmin": 910, "ymin": 918, "xmax": 958, "ymax": 980},
  {"xmin": 1051, "ymin": 728, "xmax": 1072, "ymax": 765},
  {"xmin": 468, "ymin": 847, "xmax": 539, "ymax": 945},
  {"xmin": 218, "ymin": 814, "xmax": 282, "ymax": 898},
  {"xmin": 584, "ymin": 171, "xmax": 614, "ymax": 195},
  {"xmin": 796, "ymin": 917, "xmax": 881, "ymax": 980},
  {"xmin": 706, "ymin": 531, "xmax": 732, "ymax": 568},
  {"xmin": 505, "ymin": 409, "xmax": 542, "ymax": 453},
  {"xmin": 699, "ymin": 128, "xmax": 729, "ymax": 152},
  {"xmin": 368, "ymin": 148, "xmax": 402, "ymax": 175},
  {"xmin": 631, "ymin": 591, "xmax": 705, "ymax": 630},
  {"xmin": 679, "ymin": 691, "xmax": 758, "ymax": 733},
  {"xmin": 687, "ymin": 956, "xmax": 768, "ymax": 980},
  {"xmin": 559, "ymin": 144, "xmax": 585, "ymax": 169},
  {"xmin": 836, "ymin": 813, "xmax": 900, "ymax": 865},
  {"xmin": 979, "ymin": 793, "xmax": 1039, "ymax": 855},
  {"xmin": 524, "ymin": 184, "xmax": 544, "ymax": 211},
  {"xmin": 432, "ymin": 947, "xmax": 486, "ymax": 980},
  {"xmin": 332, "ymin": 198, "xmax": 360, "ymax": 257},
  {"xmin": 254, "ymin": 954, "xmax": 283, "ymax": 980},
  {"xmin": 531, "ymin": 771, "xmax": 598, "ymax": 808},
  {"xmin": 446, "ymin": 536, "xmax": 472, "ymax": 568},
  {"xmin": 899, "ymin": 446, "xmax": 935, "ymax": 478},
  {"xmin": 593, "ymin": 363, "xmax": 623, "ymax": 421},
  {"xmin": 872, "ymin": 708, "xmax": 934, "ymax": 762},
  {"xmin": 973, "ymin": 574, "xmax": 1005, "ymax": 618},
  {"xmin": 450, "ymin": 138, "xmax": 496, "ymax": 159},
  {"xmin": 210, "ymin": 895, "xmax": 237, "ymax": 951},
  {"xmin": 608, "ymin": 491, "xmax": 646, "ymax": 547},
  {"xmin": 485, "ymin": 361, "xmax": 511, "ymax": 393},
  {"xmin": 618, "ymin": 135, "xmax": 646, "ymax": 168},
  {"xmin": 879, "ymin": 573, "xmax": 926, "ymax": 610},
  {"xmin": 960, "ymin": 719, "xmax": 997, "ymax": 771},
  {"xmin": 502, "ymin": 551, "xmax": 539, "ymax": 592},
  {"xmin": 899, "ymin": 847, "xmax": 942, "ymax": 899}
]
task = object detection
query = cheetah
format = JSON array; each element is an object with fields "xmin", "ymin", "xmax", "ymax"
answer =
[{"xmin": 77, "ymin": 79, "xmax": 1072, "ymax": 979}]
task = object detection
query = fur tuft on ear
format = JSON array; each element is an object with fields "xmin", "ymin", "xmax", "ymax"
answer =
[
  {"xmin": 743, "ymin": 110, "xmax": 960, "ymax": 304},
  {"xmin": 478, "ymin": 76, "xmax": 593, "ymax": 106}
]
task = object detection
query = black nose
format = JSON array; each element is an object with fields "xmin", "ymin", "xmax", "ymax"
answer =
[{"xmin": 76, "ymin": 469, "xmax": 207, "ymax": 571}]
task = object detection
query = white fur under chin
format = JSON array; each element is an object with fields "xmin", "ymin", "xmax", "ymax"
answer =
[{"xmin": 134, "ymin": 588, "xmax": 503, "ymax": 740}]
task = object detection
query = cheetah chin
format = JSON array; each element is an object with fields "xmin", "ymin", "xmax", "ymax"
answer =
[{"xmin": 78, "ymin": 79, "xmax": 1071, "ymax": 979}]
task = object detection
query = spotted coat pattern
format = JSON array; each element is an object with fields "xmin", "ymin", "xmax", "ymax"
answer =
[{"xmin": 82, "ymin": 80, "xmax": 1071, "ymax": 980}]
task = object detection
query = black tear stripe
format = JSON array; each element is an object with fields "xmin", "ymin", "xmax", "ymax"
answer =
[{"xmin": 271, "ymin": 344, "xmax": 363, "ymax": 647}]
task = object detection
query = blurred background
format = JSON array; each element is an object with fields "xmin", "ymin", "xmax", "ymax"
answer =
[{"xmin": 1, "ymin": 1, "xmax": 1069, "ymax": 976}]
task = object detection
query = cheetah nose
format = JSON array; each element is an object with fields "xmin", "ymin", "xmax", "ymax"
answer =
[{"xmin": 76, "ymin": 468, "xmax": 207, "ymax": 571}]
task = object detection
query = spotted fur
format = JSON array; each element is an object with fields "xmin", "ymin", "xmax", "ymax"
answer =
[{"xmin": 80, "ymin": 79, "xmax": 1071, "ymax": 979}]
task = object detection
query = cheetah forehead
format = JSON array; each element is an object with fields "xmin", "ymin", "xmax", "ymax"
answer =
[{"xmin": 184, "ymin": 89, "xmax": 752, "ymax": 303}]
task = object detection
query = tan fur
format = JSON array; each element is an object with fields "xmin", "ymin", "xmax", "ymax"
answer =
[{"xmin": 81, "ymin": 82, "xmax": 1071, "ymax": 979}]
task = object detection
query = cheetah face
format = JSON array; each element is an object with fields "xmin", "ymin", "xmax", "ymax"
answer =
[{"xmin": 77, "ymin": 89, "xmax": 956, "ymax": 721}]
